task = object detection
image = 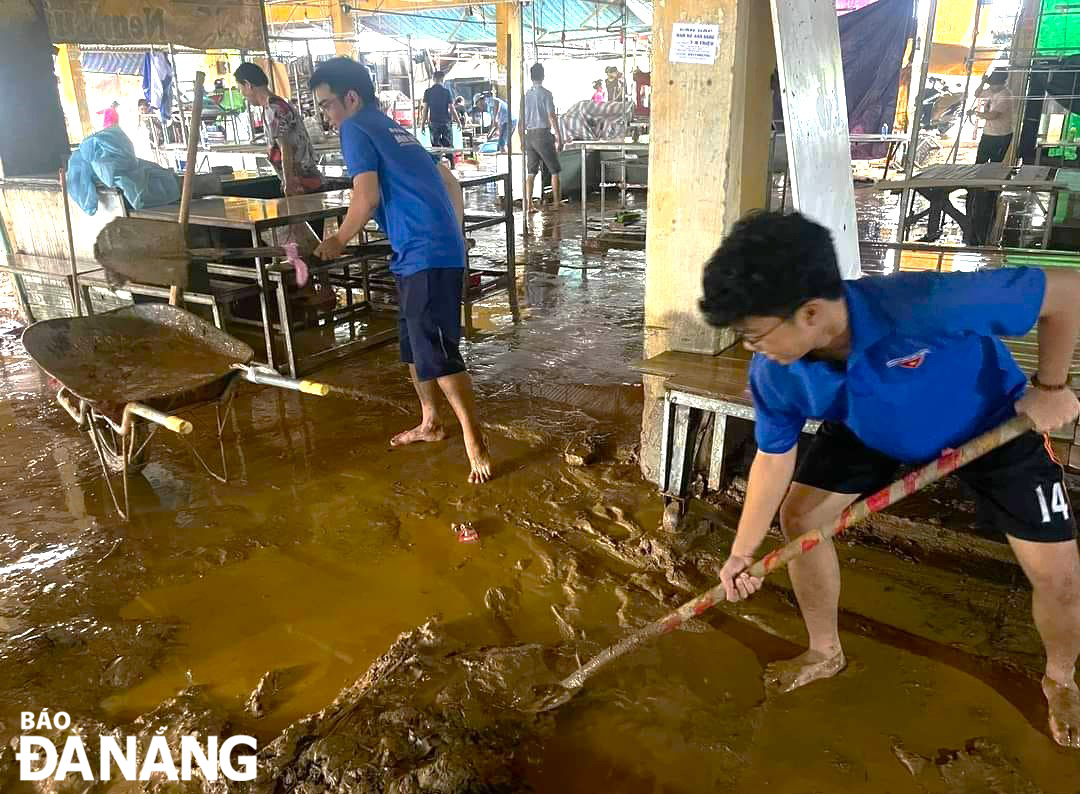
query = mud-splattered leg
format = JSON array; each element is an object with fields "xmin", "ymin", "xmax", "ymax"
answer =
[
  {"xmin": 390, "ymin": 364, "xmax": 447, "ymax": 447},
  {"xmin": 1008, "ymin": 535, "xmax": 1080, "ymax": 749},
  {"xmin": 763, "ymin": 484, "xmax": 858, "ymax": 694}
]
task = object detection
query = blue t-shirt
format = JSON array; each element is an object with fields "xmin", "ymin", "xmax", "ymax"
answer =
[
  {"xmin": 340, "ymin": 106, "xmax": 465, "ymax": 277},
  {"xmin": 487, "ymin": 96, "xmax": 510, "ymax": 125},
  {"xmin": 750, "ymin": 267, "xmax": 1046, "ymax": 463}
]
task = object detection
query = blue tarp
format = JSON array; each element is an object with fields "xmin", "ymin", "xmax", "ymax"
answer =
[
  {"xmin": 772, "ymin": 0, "xmax": 915, "ymax": 160},
  {"xmin": 841, "ymin": 0, "xmax": 915, "ymax": 158},
  {"xmin": 79, "ymin": 51, "xmax": 145, "ymax": 75},
  {"xmin": 66, "ymin": 126, "xmax": 180, "ymax": 216}
]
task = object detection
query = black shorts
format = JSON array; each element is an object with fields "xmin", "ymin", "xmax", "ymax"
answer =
[
  {"xmin": 396, "ymin": 268, "xmax": 466, "ymax": 382},
  {"xmin": 795, "ymin": 421, "xmax": 1077, "ymax": 543},
  {"xmin": 525, "ymin": 129, "xmax": 562, "ymax": 176},
  {"xmin": 430, "ymin": 122, "xmax": 453, "ymax": 149}
]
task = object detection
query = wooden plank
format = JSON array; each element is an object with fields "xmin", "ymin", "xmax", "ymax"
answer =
[
  {"xmin": 771, "ymin": 0, "xmax": 860, "ymax": 279},
  {"xmin": 635, "ymin": 349, "xmax": 754, "ymax": 404}
]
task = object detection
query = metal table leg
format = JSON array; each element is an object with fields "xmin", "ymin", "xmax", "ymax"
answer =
[
  {"xmin": 708, "ymin": 412, "xmax": 728, "ymax": 492},
  {"xmin": 580, "ymin": 146, "xmax": 587, "ymax": 239},
  {"xmin": 1044, "ymin": 190, "xmax": 1059, "ymax": 249},
  {"xmin": 273, "ymin": 271, "xmax": 299, "ymax": 379},
  {"xmin": 252, "ymin": 230, "xmax": 276, "ymax": 370},
  {"xmin": 504, "ymin": 171, "xmax": 519, "ymax": 320}
]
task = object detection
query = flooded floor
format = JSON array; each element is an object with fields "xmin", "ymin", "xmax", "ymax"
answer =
[{"xmin": 0, "ymin": 200, "xmax": 1078, "ymax": 791}]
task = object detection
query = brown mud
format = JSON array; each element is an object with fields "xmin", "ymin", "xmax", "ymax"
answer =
[{"xmin": 0, "ymin": 203, "xmax": 1078, "ymax": 791}]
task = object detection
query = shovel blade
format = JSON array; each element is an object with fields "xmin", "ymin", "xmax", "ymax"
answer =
[{"xmin": 94, "ymin": 217, "xmax": 190, "ymax": 288}]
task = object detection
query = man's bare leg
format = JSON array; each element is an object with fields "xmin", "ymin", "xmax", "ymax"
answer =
[
  {"xmin": 764, "ymin": 484, "xmax": 860, "ymax": 694},
  {"xmin": 390, "ymin": 364, "xmax": 447, "ymax": 446},
  {"xmin": 434, "ymin": 370, "xmax": 492, "ymax": 483},
  {"xmin": 525, "ymin": 172, "xmax": 538, "ymax": 213},
  {"xmin": 1007, "ymin": 535, "xmax": 1080, "ymax": 748},
  {"xmin": 551, "ymin": 174, "xmax": 561, "ymax": 207}
]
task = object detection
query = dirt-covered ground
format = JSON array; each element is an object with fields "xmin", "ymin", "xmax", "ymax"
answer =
[{"xmin": 1, "ymin": 201, "xmax": 1079, "ymax": 792}]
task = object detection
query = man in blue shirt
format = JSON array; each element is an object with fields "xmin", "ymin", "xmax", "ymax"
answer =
[
  {"xmin": 482, "ymin": 93, "xmax": 513, "ymax": 154},
  {"xmin": 309, "ymin": 57, "xmax": 491, "ymax": 484},
  {"xmin": 701, "ymin": 212, "xmax": 1080, "ymax": 748}
]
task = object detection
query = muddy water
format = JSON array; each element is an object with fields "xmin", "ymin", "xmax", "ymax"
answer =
[{"xmin": 0, "ymin": 202, "xmax": 1079, "ymax": 791}]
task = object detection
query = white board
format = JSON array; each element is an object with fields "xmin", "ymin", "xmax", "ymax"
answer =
[{"xmin": 769, "ymin": 0, "xmax": 861, "ymax": 279}]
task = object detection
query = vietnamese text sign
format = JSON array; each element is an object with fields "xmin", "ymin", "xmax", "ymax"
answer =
[
  {"xmin": 669, "ymin": 23, "xmax": 720, "ymax": 65},
  {"xmin": 42, "ymin": 1, "xmax": 265, "ymax": 51}
]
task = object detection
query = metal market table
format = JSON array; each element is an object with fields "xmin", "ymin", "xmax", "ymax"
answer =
[
  {"xmin": 129, "ymin": 192, "xmax": 395, "ymax": 376},
  {"xmin": 566, "ymin": 141, "xmax": 650, "ymax": 249},
  {"xmin": 875, "ymin": 163, "xmax": 1069, "ymax": 245}
]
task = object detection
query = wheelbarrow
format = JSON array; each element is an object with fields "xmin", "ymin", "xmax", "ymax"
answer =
[{"xmin": 21, "ymin": 303, "xmax": 328, "ymax": 519}]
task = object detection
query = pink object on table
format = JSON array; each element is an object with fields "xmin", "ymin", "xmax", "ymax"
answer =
[{"xmin": 284, "ymin": 241, "xmax": 309, "ymax": 287}]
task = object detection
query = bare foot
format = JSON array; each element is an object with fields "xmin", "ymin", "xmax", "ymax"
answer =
[
  {"xmin": 1043, "ymin": 675, "xmax": 1080, "ymax": 748},
  {"xmin": 763, "ymin": 648, "xmax": 846, "ymax": 695},
  {"xmin": 390, "ymin": 423, "xmax": 446, "ymax": 447},
  {"xmin": 466, "ymin": 437, "xmax": 493, "ymax": 484}
]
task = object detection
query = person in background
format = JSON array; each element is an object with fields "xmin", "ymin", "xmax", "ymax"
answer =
[
  {"xmin": 521, "ymin": 62, "xmax": 564, "ymax": 211},
  {"xmin": 421, "ymin": 70, "xmax": 460, "ymax": 166},
  {"xmin": 98, "ymin": 101, "xmax": 120, "ymax": 129},
  {"xmin": 137, "ymin": 98, "xmax": 164, "ymax": 147},
  {"xmin": 485, "ymin": 93, "xmax": 513, "ymax": 154},
  {"xmin": 592, "ymin": 80, "xmax": 605, "ymax": 104},
  {"xmin": 604, "ymin": 66, "xmax": 626, "ymax": 103},
  {"xmin": 234, "ymin": 62, "xmax": 322, "ymax": 196},
  {"xmin": 309, "ymin": 57, "xmax": 492, "ymax": 484},
  {"xmin": 966, "ymin": 69, "xmax": 1018, "ymax": 246},
  {"xmin": 454, "ymin": 95, "xmax": 468, "ymax": 122}
]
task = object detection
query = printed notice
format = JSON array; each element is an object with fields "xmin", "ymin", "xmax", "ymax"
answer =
[{"xmin": 669, "ymin": 23, "xmax": 719, "ymax": 65}]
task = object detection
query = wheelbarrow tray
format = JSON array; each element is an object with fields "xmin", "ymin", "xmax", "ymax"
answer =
[{"xmin": 22, "ymin": 304, "xmax": 255, "ymax": 418}]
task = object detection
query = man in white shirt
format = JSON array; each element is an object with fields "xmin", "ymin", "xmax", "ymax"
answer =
[{"xmin": 966, "ymin": 70, "xmax": 1017, "ymax": 245}]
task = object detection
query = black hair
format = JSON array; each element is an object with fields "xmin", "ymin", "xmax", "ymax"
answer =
[
  {"xmin": 530, "ymin": 63, "xmax": 544, "ymax": 82},
  {"xmin": 309, "ymin": 56, "xmax": 377, "ymax": 106},
  {"xmin": 700, "ymin": 211, "xmax": 843, "ymax": 328},
  {"xmin": 233, "ymin": 62, "xmax": 268, "ymax": 88},
  {"xmin": 433, "ymin": 70, "xmax": 445, "ymax": 81},
  {"xmin": 986, "ymin": 69, "xmax": 1008, "ymax": 87}
]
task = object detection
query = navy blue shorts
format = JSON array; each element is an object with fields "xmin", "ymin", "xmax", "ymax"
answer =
[{"xmin": 396, "ymin": 268, "xmax": 466, "ymax": 382}]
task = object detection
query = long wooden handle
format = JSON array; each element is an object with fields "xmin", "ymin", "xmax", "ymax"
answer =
[
  {"xmin": 556, "ymin": 415, "xmax": 1035, "ymax": 692},
  {"xmin": 178, "ymin": 70, "xmax": 205, "ymax": 231},
  {"xmin": 172, "ymin": 70, "xmax": 205, "ymax": 306}
]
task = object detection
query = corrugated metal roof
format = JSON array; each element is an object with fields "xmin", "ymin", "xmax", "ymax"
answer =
[{"xmin": 358, "ymin": 0, "xmax": 648, "ymax": 45}]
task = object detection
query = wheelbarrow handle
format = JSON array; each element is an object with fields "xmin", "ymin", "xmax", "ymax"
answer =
[
  {"xmin": 236, "ymin": 364, "xmax": 329, "ymax": 396},
  {"xmin": 56, "ymin": 387, "xmax": 88, "ymax": 427},
  {"xmin": 122, "ymin": 403, "xmax": 193, "ymax": 435}
]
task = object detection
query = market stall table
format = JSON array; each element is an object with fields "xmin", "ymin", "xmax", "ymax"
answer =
[
  {"xmin": 875, "ymin": 163, "xmax": 1069, "ymax": 246},
  {"xmin": 129, "ymin": 192, "xmax": 393, "ymax": 376},
  {"xmin": 565, "ymin": 141, "xmax": 649, "ymax": 249}
]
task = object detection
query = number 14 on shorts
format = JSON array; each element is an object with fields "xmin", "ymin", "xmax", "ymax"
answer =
[{"xmin": 1035, "ymin": 482, "xmax": 1070, "ymax": 523}]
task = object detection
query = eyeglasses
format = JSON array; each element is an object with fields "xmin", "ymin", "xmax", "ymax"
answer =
[{"xmin": 732, "ymin": 316, "xmax": 789, "ymax": 349}]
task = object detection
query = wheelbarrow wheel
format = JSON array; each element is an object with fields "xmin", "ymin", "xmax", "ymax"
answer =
[{"xmin": 88, "ymin": 418, "xmax": 150, "ymax": 476}]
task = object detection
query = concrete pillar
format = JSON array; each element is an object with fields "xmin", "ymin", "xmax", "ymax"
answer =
[
  {"xmin": 495, "ymin": 2, "xmax": 522, "ymax": 105},
  {"xmin": 57, "ymin": 44, "xmax": 93, "ymax": 142},
  {"xmin": 0, "ymin": 1, "xmax": 72, "ymax": 178},
  {"xmin": 639, "ymin": 0, "xmax": 775, "ymax": 482}
]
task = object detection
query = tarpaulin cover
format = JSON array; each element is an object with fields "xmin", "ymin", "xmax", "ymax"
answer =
[
  {"xmin": 66, "ymin": 126, "xmax": 180, "ymax": 216},
  {"xmin": 840, "ymin": 0, "xmax": 915, "ymax": 158},
  {"xmin": 775, "ymin": 0, "xmax": 914, "ymax": 159}
]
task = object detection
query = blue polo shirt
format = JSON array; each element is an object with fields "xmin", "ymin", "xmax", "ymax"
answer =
[
  {"xmin": 750, "ymin": 268, "xmax": 1046, "ymax": 463},
  {"xmin": 340, "ymin": 106, "xmax": 465, "ymax": 278}
]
